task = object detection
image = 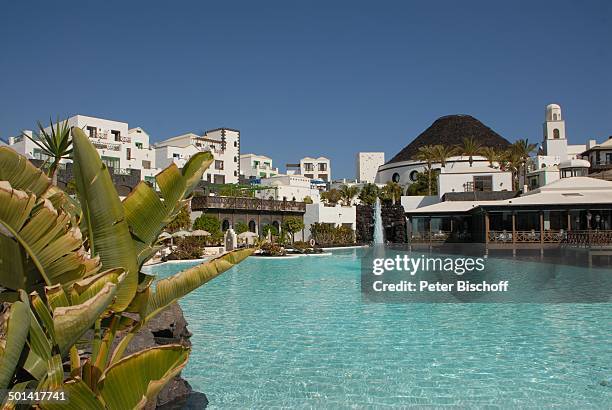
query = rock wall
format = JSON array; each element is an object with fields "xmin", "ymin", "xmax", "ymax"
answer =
[
  {"xmin": 116, "ymin": 303, "xmax": 207, "ymax": 409},
  {"xmin": 356, "ymin": 203, "xmax": 407, "ymax": 244}
]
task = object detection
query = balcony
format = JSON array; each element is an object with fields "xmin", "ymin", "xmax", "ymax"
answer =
[
  {"xmin": 93, "ymin": 141, "xmax": 121, "ymax": 151},
  {"xmin": 191, "ymin": 196, "xmax": 306, "ymax": 213}
]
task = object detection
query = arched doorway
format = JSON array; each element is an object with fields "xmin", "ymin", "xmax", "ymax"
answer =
[
  {"xmin": 248, "ymin": 220, "xmax": 256, "ymax": 233},
  {"xmin": 272, "ymin": 220, "xmax": 280, "ymax": 233},
  {"xmin": 222, "ymin": 219, "xmax": 230, "ymax": 231}
]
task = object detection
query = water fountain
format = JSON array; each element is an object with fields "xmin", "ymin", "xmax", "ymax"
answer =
[{"xmin": 373, "ymin": 197, "xmax": 384, "ymax": 245}]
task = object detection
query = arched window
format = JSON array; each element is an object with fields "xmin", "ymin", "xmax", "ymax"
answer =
[
  {"xmin": 248, "ymin": 220, "xmax": 256, "ymax": 233},
  {"xmin": 553, "ymin": 129, "xmax": 560, "ymax": 139},
  {"xmin": 222, "ymin": 219, "xmax": 230, "ymax": 231},
  {"xmin": 272, "ymin": 221, "xmax": 280, "ymax": 232},
  {"xmin": 392, "ymin": 172, "xmax": 400, "ymax": 183},
  {"xmin": 553, "ymin": 114, "xmax": 558, "ymax": 121}
]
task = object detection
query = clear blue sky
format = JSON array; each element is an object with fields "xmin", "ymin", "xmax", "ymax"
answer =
[{"xmin": 1, "ymin": 0, "xmax": 611, "ymax": 178}]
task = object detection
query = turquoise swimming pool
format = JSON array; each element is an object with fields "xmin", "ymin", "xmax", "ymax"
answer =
[{"xmin": 149, "ymin": 249, "xmax": 611, "ymax": 408}]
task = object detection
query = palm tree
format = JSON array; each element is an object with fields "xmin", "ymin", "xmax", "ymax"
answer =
[
  {"xmin": 415, "ymin": 145, "xmax": 437, "ymax": 195},
  {"xmin": 358, "ymin": 183, "xmax": 380, "ymax": 206},
  {"xmin": 339, "ymin": 184, "xmax": 360, "ymax": 206},
  {"xmin": 380, "ymin": 181, "xmax": 403, "ymax": 205},
  {"xmin": 433, "ymin": 144, "xmax": 459, "ymax": 167},
  {"xmin": 25, "ymin": 118, "xmax": 72, "ymax": 185},
  {"xmin": 511, "ymin": 139, "xmax": 538, "ymax": 189},
  {"xmin": 500, "ymin": 148, "xmax": 522, "ymax": 190},
  {"xmin": 480, "ymin": 147, "xmax": 499, "ymax": 168},
  {"xmin": 456, "ymin": 136, "xmax": 482, "ymax": 167}
]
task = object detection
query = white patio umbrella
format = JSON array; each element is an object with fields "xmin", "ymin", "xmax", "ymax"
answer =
[
  {"xmin": 172, "ymin": 230, "xmax": 191, "ymax": 238},
  {"xmin": 191, "ymin": 229, "xmax": 211, "ymax": 237},
  {"xmin": 237, "ymin": 231, "xmax": 258, "ymax": 239}
]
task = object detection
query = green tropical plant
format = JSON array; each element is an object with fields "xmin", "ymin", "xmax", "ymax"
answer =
[
  {"xmin": 0, "ymin": 127, "xmax": 253, "ymax": 409},
  {"xmin": 432, "ymin": 144, "xmax": 458, "ymax": 167},
  {"xmin": 358, "ymin": 183, "xmax": 379, "ymax": 206},
  {"xmin": 193, "ymin": 214, "xmax": 221, "ymax": 235},
  {"xmin": 262, "ymin": 224, "xmax": 278, "ymax": 237},
  {"xmin": 379, "ymin": 181, "xmax": 402, "ymax": 205},
  {"xmin": 511, "ymin": 138, "xmax": 538, "ymax": 189},
  {"xmin": 303, "ymin": 195, "xmax": 313, "ymax": 204},
  {"xmin": 480, "ymin": 146, "xmax": 499, "ymax": 167},
  {"xmin": 24, "ymin": 118, "xmax": 72, "ymax": 185},
  {"xmin": 164, "ymin": 205, "xmax": 192, "ymax": 233},
  {"xmin": 415, "ymin": 145, "xmax": 437, "ymax": 195},
  {"xmin": 405, "ymin": 170, "xmax": 439, "ymax": 196},
  {"xmin": 339, "ymin": 184, "xmax": 360, "ymax": 206},
  {"xmin": 234, "ymin": 221, "xmax": 248, "ymax": 234},
  {"xmin": 310, "ymin": 223, "xmax": 355, "ymax": 246},
  {"xmin": 455, "ymin": 136, "xmax": 482, "ymax": 167},
  {"xmin": 282, "ymin": 216, "xmax": 305, "ymax": 243},
  {"xmin": 320, "ymin": 189, "xmax": 342, "ymax": 205}
]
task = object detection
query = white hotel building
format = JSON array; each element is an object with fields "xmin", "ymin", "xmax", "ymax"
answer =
[{"xmin": 7, "ymin": 115, "xmax": 240, "ymax": 186}]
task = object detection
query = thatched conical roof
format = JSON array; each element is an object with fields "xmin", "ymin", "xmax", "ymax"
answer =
[{"xmin": 388, "ymin": 115, "xmax": 511, "ymax": 163}]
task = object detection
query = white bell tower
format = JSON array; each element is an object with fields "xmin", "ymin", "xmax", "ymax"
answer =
[{"xmin": 542, "ymin": 103, "xmax": 568, "ymax": 160}]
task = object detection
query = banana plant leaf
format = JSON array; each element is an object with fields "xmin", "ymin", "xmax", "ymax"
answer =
[
  {"xmin": 40, "ymin": 378, "xmax": 104, "ymax": 410},
  {"xmin": 97, "ymin": 345, "xmax": 190, "ymax": 410},
  {"xmin": 145, "ymin": 248, "xmax": 254, "ymax": 321},
  {"xmin": 0, "ymin": 299, "xmax": 30, "ymax": 389},
  {"xmin": 0, "ymin": 147, "xmax": 51, "ymax": 197},
  {"xmin": 122, "ymin": 151, "xmax": 213, "ymax": 267},
  {"xmin": 0, "ymin": 182, "xmax": 100, "ymax": 291},
  {"xmin": 71, "ymin": 128, "xmax": 138, "ymax": 311}
]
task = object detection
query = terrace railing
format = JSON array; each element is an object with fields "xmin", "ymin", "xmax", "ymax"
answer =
[
  {"xmin": 565, "ymin": 230, "xmax": 612, "ymax": 247},
  {"xmin": 488, "ymin": 230, "xmax": 566, "ymax": 243},
  {"xmin": 192, "ymin": 195, "xmax": 306, "ymax": 213}
]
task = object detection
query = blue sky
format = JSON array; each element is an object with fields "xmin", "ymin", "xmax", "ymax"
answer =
[{"xmin": 1, "ymin": 0, "xmax": 611, "ymax": 178}]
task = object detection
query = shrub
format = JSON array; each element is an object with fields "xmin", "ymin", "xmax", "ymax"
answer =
[
  {"xmin": 310, "ymin": 223, "xmax": 355, "ymax": 246},
  {"xmin": 193, "ymin": 214, "xmax": 221, "ymax": 234},
  {"xmin": 165, "ymin": 205, "xmax": 192, "ymax": 233},
  {"xmin": 262, "ymin": 224, "xmax": 278, "ymax": 237},
  {"xmin": 303, "ymin": 196, "xmax": 313, "ymax": 204},
  {"xmin": 235, "ymin": 221, "xmax": 248, "ymax": 234},
  {"xmin": 260, "ymin": 242, "xmax": 286, "ymax": 256},
  {"xmin": 167, "ymin": 237, "xmax": 206, "ymax": 260}
]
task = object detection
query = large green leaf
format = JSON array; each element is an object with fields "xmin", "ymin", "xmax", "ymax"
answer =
[
  {"xmin": 40, "ymin": 378, "xmax": 104, "ymax": 410},
  {"xmin": 0, "ymin": 147, "xmax": 51, "ymax": 197},
  {"xmin": 145, "ymin": 248, "xmax": 254, "ymax": 321},
  {"xmin": 0, "ymin": 182, "xmax": 100, "ymax": 291},
  {"xmin": 0, "ymin": 300, "xmax": 30, "ymax": 389},
  {"xmin": 98, "ymin": 345, "xmax": 190, "ymax": 410},
  {"xmin": 52, "ymin": 281, "xmax": 118, "ymax": 355},
  {"xmin": 71, "ymin": 128, "xmax": 138, "ymax": 311},
  {"xmin": 122, "ymin": 152, "xmax": 213, "ymax": 266}
]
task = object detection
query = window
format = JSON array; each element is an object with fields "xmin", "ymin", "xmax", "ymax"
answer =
[
  {"xmin": 304, "ymin": 163, "xmax": 314, "ymax": 172},
  {"xmin": 142, "ymin": 160, "xmax": 151, "ymax": 170},
  {"xmin": 409, "ymin": 170, "xmax": 419, "ymax": 182},
  {"xmin": 304, "ymin": 174, "xmax": 314, "ymax": 179},
  {"xmin": 126, "ymin": 148, "xmax": 132, "ymax": 160},
  {"xmin": 234, "ymin": 156, "xmax": 237, "ymax": 162},
  {"xmin": 214, "ymin": 174, "xmax": 225, "ymax": 184},
  {"xmin": 222, "ymin": 219, "xmax": 230, "ymax": 231},
  {"xmin": 111, "ymin": 130, "xmax": 121, "ymax": 142},
  {"xmin": 215, "ymin": 160, "xmax": 224, "ymax": 170},
  {"xmin": 145, "ymin": 176, "xmax": 157, "ymax": 190},
  {"xmin": 473, "ymin": 175, "xmax": 493, "ymax": 192},
  {"xmin": 248, "ymin": 220, "xmax": 256, "ymax": 233},
  {"xmin": 392, "ymin": 172, "xmax": 400, "ymax": 183},
  {"xmin": 135, "ymin": 142, "xmax": 143, "ymax": 149},
  {"xmin": 553, "ymin": 114, "xmax": 558, "ymax": 121},
  {"xmin": 101, "ymin": 156, "xmax": 120, "ymax": 170},
  {"xmin": 318, "ymin": 163, "xmax": 327, "ymax": 172},
  {"xmin": 173, "ymin": 153, "xmax": 180, "ymax": 159},
  {"xmin": 553, "ymin": 129, "xmax": 560, "ymax": 139},
  {"xmin": 234, "ymin": 141, "xmax": 237, "ymax": 147},
  {"xmin": 87, "ymin": 126, "xmax": 97, "ymax": 139}
]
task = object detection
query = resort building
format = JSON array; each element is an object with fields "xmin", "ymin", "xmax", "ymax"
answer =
[
  {"xmin": 303, "ymin": 203, "xmax": 356, "ymax": 239},
  {"xmin": 286, "ymin": 157, "xmax": 331, "ymax": 182},
  {"xmin": 437, "ymin": 166, "xmax": 513, "ymax": 199},
  {"xmin": 8, "ymin": 114, "xmax": 157, "ymax": 181},
  {"xmin": 582, "ymin": 136, "xmax": 612, "ymax": 178},
  {"xmin": 190, "ymin": 195, "xmax": 307, "ymax": 239},
  {"xmin": 356, "ymin": 152, "xmax": 385, "ymax": 183},
  {"xmin": 240, "ymin": 153, "xmax": 279, "ymax": 179},
  {"xmin": 154, "ymin": 128, "xmax": 240, "ymax": 184},
  {"xmin": 375, "ymin": 114, "xmax": 510, "ymax": 190},
  {"xmin": 254, "ymin": 174, "xmax": 321, "ymax": 203},
  {"xmin": 405, "ymin": 176, "xmax": 612, "ymax": 246}
]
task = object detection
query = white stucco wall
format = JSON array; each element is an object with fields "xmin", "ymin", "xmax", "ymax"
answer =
[
  {"xmin": 303, "ymin": 203, "xmax": 356, "ymax": 240},
  {"xmin": 437, "ymin": 168, "xmax": 512, "ymax": 198},
  {"xmin": 356, "ymin": 152, "xmax": 385, "ymax": 183}
]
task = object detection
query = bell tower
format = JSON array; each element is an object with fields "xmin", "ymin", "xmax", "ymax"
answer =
[{"xmin": 542, "ymin": 103, "xmax": 568, "ymax": 159}]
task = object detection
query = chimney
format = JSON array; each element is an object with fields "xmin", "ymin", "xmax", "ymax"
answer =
[{"xmin": 587, "ymin": 139, "xmax": 597, "ymax": 149}]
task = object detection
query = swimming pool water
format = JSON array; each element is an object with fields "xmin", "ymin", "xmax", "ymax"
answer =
[{"xmin": 149, "ymin": 249, "xmax": 611, "ymax": 408}]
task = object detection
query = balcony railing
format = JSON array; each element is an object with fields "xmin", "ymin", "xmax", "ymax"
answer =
[
  {"xmin": 191, "ymin": 196, "xmax": 306, "ymax": 213},
  {"xmin": 565, "ymin": 230, "xmax": 612, "ymax": 247},
  {"xmin": 93, "ymin": 141, "xmax": 121, "ymax": 151}
]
